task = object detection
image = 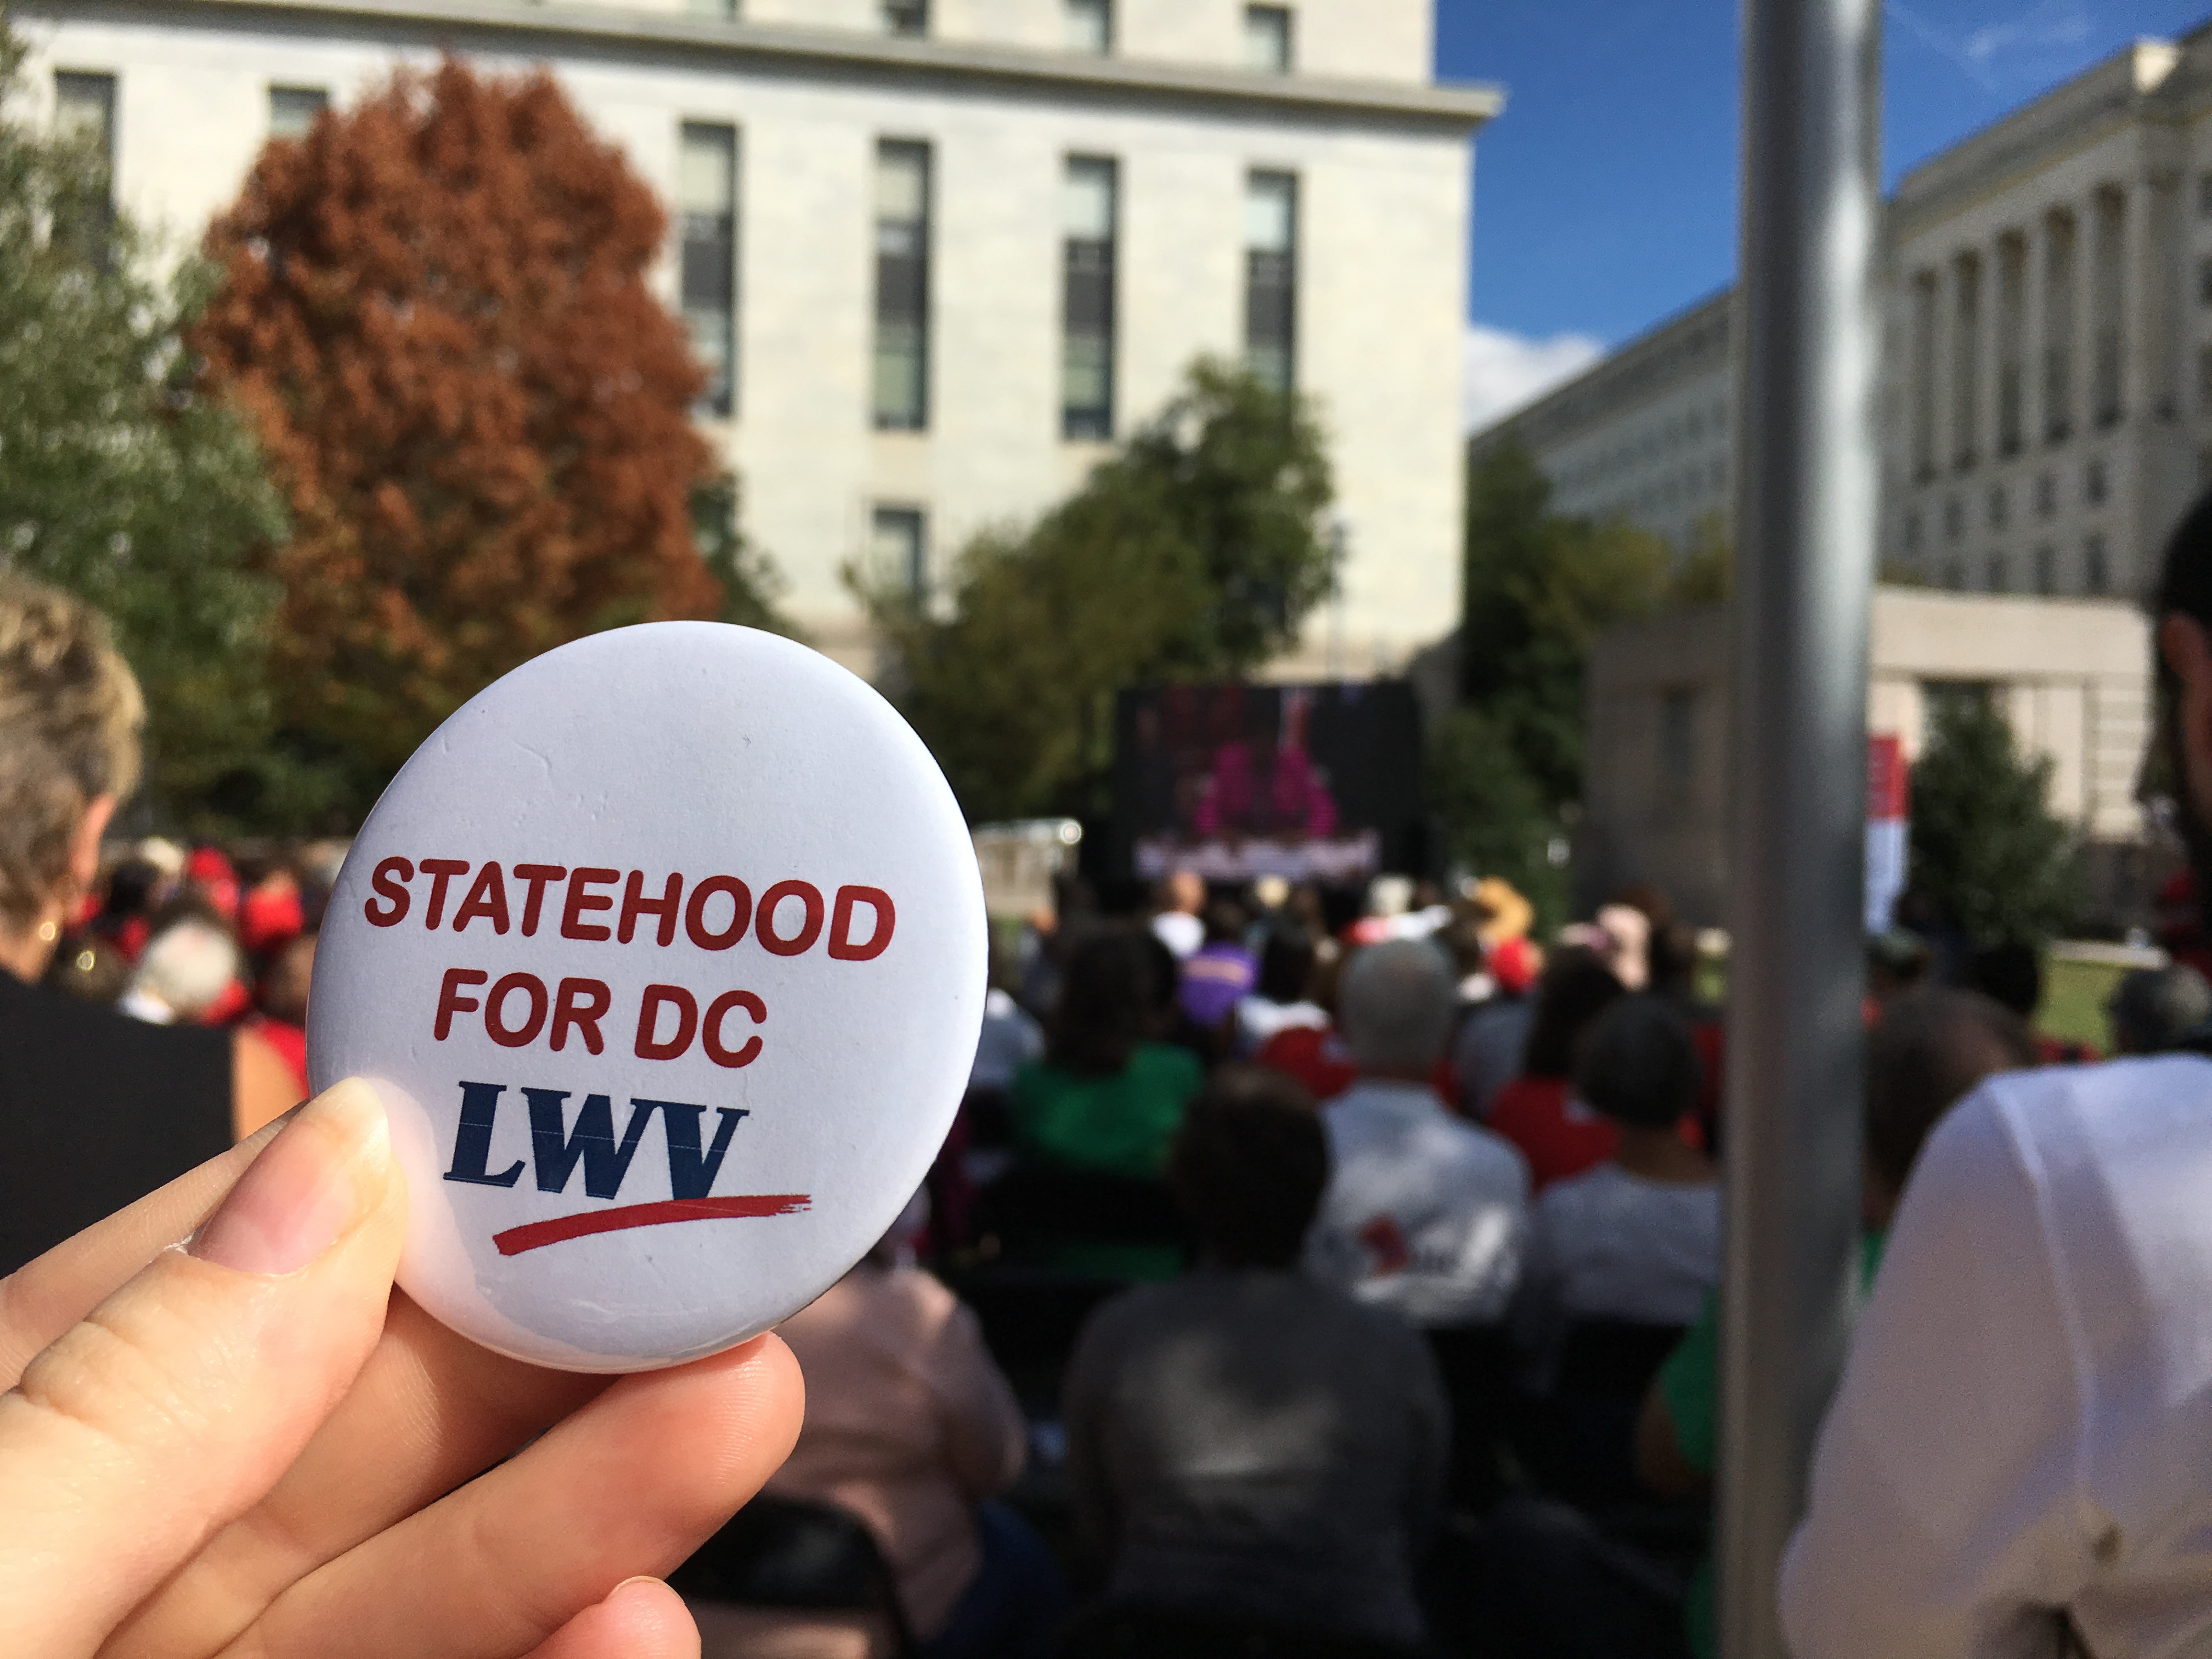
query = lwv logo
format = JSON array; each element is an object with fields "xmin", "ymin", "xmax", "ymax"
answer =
[{"xmin": 441, "ymin": 1080, "xmax": 809, "ymax": 1256}]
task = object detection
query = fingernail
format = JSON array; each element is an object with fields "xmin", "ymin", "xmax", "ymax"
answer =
[{"xmin": 190, "ymin": 1081, "xmax": 388, "ymax": 1276}]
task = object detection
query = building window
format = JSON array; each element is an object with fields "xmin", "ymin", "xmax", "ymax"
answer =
[
  {"xmin": 1910, "ymin": 270, "xmax": 1938, "ymax": 481},
  {"xmin": 873, "ymin": 140, "xmax": 931, "ymax": 431},
  {"xmin": 268, "ymin": 85, "xmax": 327, "ymax": 140},
  {"xmin": 53, "ymin": 70, "xmax": 115, "ymax": 176},
  {"xmin": 2085, "ymin": 456, "xmax": 2107, "ymax": 505},
  {"xmin": 679, "ymin": 123, "xmax": 738, "ymax": 419},
  {"xmin": 1997, "ymin": 231, "xmax": 2027, "ymax": 458},
  {"xmin": 1244, "ymin": 171, "xmax": 1297, "ymax": 395},
  {"xmin": 1987, "ymin": 554, "xmax": 2010, "ymax": 594},
  {"xmin": 1903, "ymin": 510, "xmax": 1921, "ymax": 554},
  {"xmin": 1065, "ymin": 0, "xmax": 1111, "ymax": 53},
  {"xmin": 52, "ymin": 71, "xmax": 115, "ymax": 246},
  {"xmin": 2034, "ymin": 544, "xmax": 2056, "ymax": 595},
  {"xmin": 2085, "ymin": 534, "xmax": 2109, "ymax": 595},
  {"xmin": 2045, "ymin": 211, "xmax": 2075, "ymax": 443},
  {"xmin": 1953, "ymin": 252, "xmax": 1981, "ymax": 471},
  {"xmin": 1245, "ymin": 5, "xmax": 1293, "ymax": 71},
  {"xmin": 882, "ymin": 0, "xmax": 928, "ymax": 35},
  {"xmin": 1945, "ymin": 561, "xmax": 1966, "ymax": 590},
  {"xmin": 1943, "ymin": 496, "xmax": 1963, "ymax": 540},
  {"xmin": 1062, "ymin": 156, "xmax": 1117, "ymax": 441},
  {"xmin": 1988, "ymin": 486, "xmax": 2007, "ymax": 530},
  {"xmin": 2036, "ymin": 471, "xmax": 2056, "ymax": 518},
  {"xmin": 873, "ymin": 506, "xmax": 928, "ymax": 597}
]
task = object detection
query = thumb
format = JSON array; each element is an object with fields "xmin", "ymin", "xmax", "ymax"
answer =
[{"xmin": 0, "ymin": 1079, "xmax": 405, "ymax": 1657}]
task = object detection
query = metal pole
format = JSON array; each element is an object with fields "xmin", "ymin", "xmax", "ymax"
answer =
[{"xmin": 1720, "ymin": 0, "xmax": 1881, "ymax": 1654}]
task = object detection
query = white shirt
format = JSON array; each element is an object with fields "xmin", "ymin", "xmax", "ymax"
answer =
[
  {"xmin": 1521, "ymin": 1163, "xmax": 1720, "ymax": 1329},
  {"xmin": 1234, "ymin": 994, "xmax": 1330, "ymax": 1058},
  {"xmin": 1151, "ymin": 911, "xmax": 1204, "ymax": 960},
  {"xmin": 1304, "ymin": 1080, "xmax": 1530, "ymax": 1327},
  {"xmin": 1782, "ymin": 1056, "xmax": 2212, "ymax": 1659}
]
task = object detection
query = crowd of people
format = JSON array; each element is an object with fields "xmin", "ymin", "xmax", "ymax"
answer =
[{"xmin": 27, "ymin": 491, "xmax": 2212, "ymax": 1658}]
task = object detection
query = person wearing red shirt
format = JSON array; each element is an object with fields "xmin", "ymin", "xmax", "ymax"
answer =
[{"xmin": 1485, "ymin": 951, "xmax": 1627, "ymax": 1191}]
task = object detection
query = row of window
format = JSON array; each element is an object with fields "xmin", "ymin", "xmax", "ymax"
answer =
[
  {"xmin": 1554, "ymin": 396, "xmax": 1729, "ymax": 499},
  {"xmin": 681, "ymin": 128, "xmax": 1299, "ymax": 434},
  {"xmin": 58, "ymin": 69, "xmax": 329, "ymax": 159},
  {"xmin": 1940, "ymin": 536, "xmax": 2110, "ymax": 597},
  {"xmin": 60, "ymin": 70, "xmax": 1300, "ymax": 441},
  {"xmin": 682, "ymin": 0, "xmax": 1298, "ymax": 71},
  {"xmin": 1903, "ymin": 456, "xmax": 2109, "ymax": 553},
  {"xmin": 1573, "ymin": 456, "xmax": 1728, "ymax": 526}
]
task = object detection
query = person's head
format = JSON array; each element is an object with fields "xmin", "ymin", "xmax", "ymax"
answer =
[
  {"xmin": 1255, "ymin": 924, "xmax": 1317, "ymax": 1005},
  {"xmin": 1486, "ymin": 935, "xmax": 1541, "ymax": 998},
  {"xmin": 42, "ymin": 934, "xmax": 129, "ymax": 1005},
  {"xmin": 1337, "ymin": 938, "xmax": 1457, "ymax": 1079},
  {"xmin": 1864, "ymin": 987, "xmax": 2037, "ymax": 1226},
  {"xmin": 1168, "ymin": 1065, "xmax": 1327, "ymax": 1269},
  {"xmin": 1521, "ymin": 947, "xmax": 1629, "ymax": 1077},
  {"xmin": 2107, "ymin": 963, "xmax": 2212, "ymax": 1054},
  {"xmin": 1048, "ymin": 928, "xmax": 1158, "ymax": 1075},
  {"xmin": 1867, "ymin": 928, "xmax": 1933, "ymax": 1003},
  {"xmin": 1161, "ymin": 870, "xmax": 1204, "ymax": 917},
  {"xmin": 259, "ymin": 930, "xmax": 318, "ymax": 1026},
  {"xmin": 1201, "ymin": 896, "xmax": 1248, "ymax": 947},
  {"xmin": 129, "ymin": 918, "xmax": 242, "ymax": 1024},
  {"xmin": 0, "ymin": 579, "xmax": 143, "ymax": 975},
  {"xmin": 1573, "ymin": 994, "xmax": 1701, "ymax": 1131},
  {"xmin": 1646, "ymin": 922, "xmax": 1701, "ymax": 997},
  {"xmin": 1964, "ymin": 940, "xmax": 2042, "ymax": 1020}
]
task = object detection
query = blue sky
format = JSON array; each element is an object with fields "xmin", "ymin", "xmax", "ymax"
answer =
[{"xmin": 1441, "ymin": 0, "xmax": 2212, "ymax": 428}]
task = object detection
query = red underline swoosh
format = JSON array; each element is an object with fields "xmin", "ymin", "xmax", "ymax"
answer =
[{"xmin": 493, "ymin": 1194, "xmax": 813, "ymax": 1256}]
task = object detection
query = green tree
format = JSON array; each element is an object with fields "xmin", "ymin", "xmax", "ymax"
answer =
[
  {"xmin": 1427, "ymin": 704, "xmax": 1567, "ymax": 924},
  {"xmin": 1436, "ymin": 438, "xmax": 1671, "ymax": 910},
  {"xmin": 864, "ymin": 358, "xmax": 1335, "ymax": 820},
  {"xmin": 1909, "ymin": 687, "xmax": 2083, "ymax": 945},
  {"xmin": 0, "ymin": 16, "xmax": 297, "ymax": 829}
]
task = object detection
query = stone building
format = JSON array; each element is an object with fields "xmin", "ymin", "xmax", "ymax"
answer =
[
  {"xmin": 1479, "ymin": 289, "xmax": 1733, "ymax": 555},
  {"xmin": 1577, "ymin": 589, "xmax": 2155, "ymax": 928},
  {"xmin": 17, "ymin": 0, "xmax": 1496, "ymax": 673},
  {"xmin": 1472, "ymin": 24, "xmax": 2212, "ymax": 599}
]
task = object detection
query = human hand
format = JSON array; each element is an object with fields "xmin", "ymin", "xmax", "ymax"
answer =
[{"xmin": 0, "ymin": 1079, "xmax": 806, "ymax": 1658}]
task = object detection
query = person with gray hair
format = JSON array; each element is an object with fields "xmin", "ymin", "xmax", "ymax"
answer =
[
  {"xmin": 2106, "ymin": 962, "xmax": 2212, "ymax": 1056},
  {"xmin": 118, "ymin": 916, "xmax": 244, "ymax": 1027},
  {"xmin": 1304, "ymin": 939, "xmax": 1531, "ymax": 1328}
]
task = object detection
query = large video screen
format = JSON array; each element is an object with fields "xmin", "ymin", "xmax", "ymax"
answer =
[{"xmin": 1108, "ymin": 681, "xmax": 1424, "ymax": 883}]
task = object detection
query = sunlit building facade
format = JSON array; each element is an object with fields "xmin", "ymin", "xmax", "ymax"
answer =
[{"xmin": 17, "ymin": 0, "xmax": 1495, "ymax": 673}]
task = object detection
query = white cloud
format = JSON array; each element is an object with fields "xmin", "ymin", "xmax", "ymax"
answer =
[
  {"xmin": 1463, "ymin": 322, "xmax": 1604, "ymax": 433},
  {"xmin": 1888, "ymin": 0, "xmax": 2095, "ymax": 92}
]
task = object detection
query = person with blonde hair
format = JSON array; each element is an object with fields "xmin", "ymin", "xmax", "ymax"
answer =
[{"xmin": 0, "ymin": 578, "xmax": 295, "ymax": 1273}]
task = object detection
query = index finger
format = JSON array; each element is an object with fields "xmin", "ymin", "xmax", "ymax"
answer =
[{"xmin": 0, "ymin": 1114, "xmax": 289, "ymax": 1386}]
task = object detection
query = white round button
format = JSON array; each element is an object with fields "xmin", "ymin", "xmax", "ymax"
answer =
[{"xmin": 308, "ymin": 623, "xmax": 986, "ymax": 1372}]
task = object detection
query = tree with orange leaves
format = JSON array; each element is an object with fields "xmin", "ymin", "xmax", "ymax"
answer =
[{"xmin": 196, "ymin": 57, "xmax": 772, "ymax": 802}]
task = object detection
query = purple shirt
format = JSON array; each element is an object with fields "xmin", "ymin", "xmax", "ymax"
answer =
[{"xmin": 1178, "ymin": 942, "xmax": 1257, "ymax": 1028}]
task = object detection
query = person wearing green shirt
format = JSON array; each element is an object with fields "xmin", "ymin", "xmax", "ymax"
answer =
[
  {"xmin": 1009, "ymin": 929, "xmax": 1206, "ymax": 1277},
  {"xmin": 1635, "ymin": 987, "xmax": 2038, "ymax": 1659}
]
